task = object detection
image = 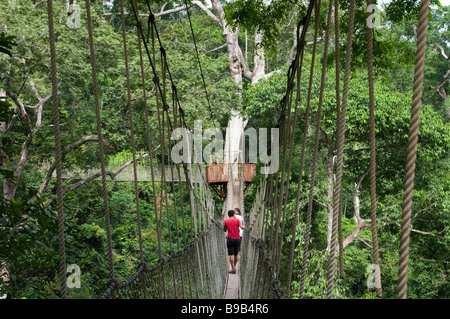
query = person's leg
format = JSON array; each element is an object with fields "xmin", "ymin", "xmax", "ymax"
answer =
[
  {"xmin": 229, "ymin": 239, "xmax": 239, "ymax": 273},
  {"xmin": 227, "ymin": 238, "xmax": 235, "ymax": 272},
  {"xmin": 229, "ymin": 255, "xmax": 235, "ymax": 272}
]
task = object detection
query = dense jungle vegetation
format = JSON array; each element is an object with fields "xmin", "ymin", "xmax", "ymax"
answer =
[{"xmin": 0, "ymin": 0, "xmax": 448, "ymax": 299}]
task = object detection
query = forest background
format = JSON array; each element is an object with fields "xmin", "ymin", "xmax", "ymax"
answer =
[{"xmin": 0, "ymin": 0, "xmax": 448, "ymax": 299}]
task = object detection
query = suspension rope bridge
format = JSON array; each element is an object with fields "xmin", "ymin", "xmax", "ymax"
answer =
[{"xmin": 41, "ymin": 0, "xmax": 430, "ymax": 299}]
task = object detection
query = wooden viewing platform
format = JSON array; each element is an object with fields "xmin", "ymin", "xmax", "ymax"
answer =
[{"xmin": 206, "ymin": 164, "xmax": 256, "ymax": 198}]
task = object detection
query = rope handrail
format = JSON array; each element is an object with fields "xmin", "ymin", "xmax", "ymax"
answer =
[
  {"xmin": 240, "ymin": 227, "xmax": 287, "ymax": 299},
  {"xmin": 99, "ymin": 218, "xmax": 225, "ymax": 299}
]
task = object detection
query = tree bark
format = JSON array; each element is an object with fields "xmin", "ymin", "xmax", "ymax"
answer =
[
  {"xmin": 252, "ymin": 31, "xmax": 266, "ymax": 85},
  {"xmin": 342, "ymin": 170, "xmax": 371, "ymax": 249},
  {"xmin": 3, "ymin": 81, "xmax": 51, "ymax": 200}
]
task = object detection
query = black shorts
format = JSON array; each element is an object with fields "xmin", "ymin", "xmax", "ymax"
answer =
[{"xmin": 227, "ymin": 238, "xmax": 241, "ymax": 256}]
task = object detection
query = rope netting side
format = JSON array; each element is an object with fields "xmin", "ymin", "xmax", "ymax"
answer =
[
  {"xmin": 239, "ymin": 173, "xmax": 286, "ymax": 299},
  {"xmin": 240, "ymin": 229, "xmax": 285, "ymax": 299},
  {"xmin": 96, "ymin": 0, "xmax": 229, "ymax": 299},
  {"xmin": 99, "ymin": 219, "xmax": 226, "ymax": 299}
]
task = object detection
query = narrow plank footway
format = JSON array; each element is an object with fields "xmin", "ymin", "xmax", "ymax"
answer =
[{"xmin": 224, "ymin": 265, "xmax": 239, "ymax": 299}]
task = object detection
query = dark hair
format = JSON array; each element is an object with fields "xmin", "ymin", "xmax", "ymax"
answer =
[
  {"xmin": 228, "ymin": 210, "xmax": 235, "ymax": 217},
  {"xmin": 234, "ymin": 208, "xmax": 240, "ymax": 213}
]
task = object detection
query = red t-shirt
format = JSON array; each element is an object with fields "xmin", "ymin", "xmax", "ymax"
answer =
[{"xmin": 224, "ymin": 217, "xmax": 241, "ymax": 239}]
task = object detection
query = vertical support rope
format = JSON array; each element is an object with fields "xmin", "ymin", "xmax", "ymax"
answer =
[
  {"xmin": 398, "ymin": 0, "xmax": 429, "ymax": 300},
  {"xmin": 119, "ymin": 0, "xmax": 144, "ymax": 263},
  {"xmin": 288, "ymin": 0, "xmax": 320, "ymax": 298},
  {"xmin": 335, "ymin": 0, "xmax": 345, "ymax": 279},
  {"xmin": 274, "ymin": 82, "xmax": 293, "ymax": 276},
  {"xmin": 366, "ymin": 0, "xmax": 382, "ymax": 298},
  {"xmin": 85, "ymin": 0, "xmax": 115, "ymax": 282},
  {"xmin": 279, "ymin": 0, "xmax": 315, "ymax": 295},
  {"xmin": 327, "ymin": 0, "xmax": 356, "ymax": 299},
  {"xmin": 299, "ymin": 0, "xmax": 333, "ymax": 299},
  {"xmin": 183, "ymin": 0, "xmax": 216, "ymax": 126},
  {"xmin": 46, "ymin": 0, "xmax": 67, "ymax": 299},
  {"xmin": 134, "ymin": 0, "xmax": 162, "ymax": 260}
]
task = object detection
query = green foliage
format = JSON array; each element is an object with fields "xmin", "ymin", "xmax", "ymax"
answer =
[
  {"xmin": 385, "ymin": 0, "xmax": 442, "ymax": 23},
  {"xmin": 243, "ymin": 5, "xmax": 449, "ymax": 297},
  {"xmin": 224, "ymin": 0, "xmax": 305, "ymax": 57},
  {"xmin": 1, "ymin": 0, "xmax": 449, "ymax": 300},
  {"xmin": 0, "ymin": 196, "xmax": 61, "ymax": 298}
]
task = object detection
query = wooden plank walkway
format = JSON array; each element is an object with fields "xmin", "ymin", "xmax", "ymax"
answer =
[{"xmin": 224, "ymin": 264, "xmax": 239, "ymax": 299}]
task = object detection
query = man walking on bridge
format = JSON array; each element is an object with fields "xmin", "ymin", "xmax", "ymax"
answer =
[{"xmin": 224, "ymin": 210, "xmax": 245, "ymax": 274}]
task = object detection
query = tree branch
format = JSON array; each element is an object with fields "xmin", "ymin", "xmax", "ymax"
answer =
[
  {"xmin": 43, "ymin": 151, "xmax": 156, "ymax": 206},
  {"xmin": 381, "ymin": 221, "xmax": 446, "ymax": 237},
  {"xmin": 435, "ymin": 43, "xmax": 449, "ymax": 61},
  {"xmin": 431, "ymin": 69, "xmax": 449, "ymax": 102},
  {"xmin": 37, "ymin": 135, "xmax": 120, "ymax": 196},
  {"xmin": 209, "ymin": 0, "xmax": 226, "ymax": 28},
  {"xmin": 261, "ymin": 69, "xmax": 283, "ymax": 81},
  {"xmin": 103, "ymin": 1, "xmax": 222, "ymax": 26},
  {"xmin": 193, "ymin": 1, "xmax": 222, "ymax": 27},
  {"xmin": 6, "ymin": 91, "xmax": 28, "ymax": 119},
  {"xmin": 103, "ymin": 5, "xmax": 188, "ymax": 18},
  {"xmin": 342, "ymin": 170, "xmax": 371, "ymax": 249},
  {"xmin": 354, "ymin": 237, "xmax": 373, "ymax": 248},
  {"xmin": 193, "ymin": 42, "xmax": 227, "ymax": 54},
  {"xmin": 237, "ymin": 46, "xmax": 254, "ymax": 80}
]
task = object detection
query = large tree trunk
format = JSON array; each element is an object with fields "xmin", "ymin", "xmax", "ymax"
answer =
[
  {"xmin": 252, "ymin": 31, "xmax": 266, "ymax": 85},
  {"xmin": 207, "ymin": 0, "xmax": 269, "ymax": 218}
]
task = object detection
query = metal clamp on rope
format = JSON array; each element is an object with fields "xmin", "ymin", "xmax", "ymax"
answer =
[
  {"xmin": 160, "ymin": 46, "xmax": 166, "ymax": 57},
  {"xmin": 149, "ymin": 13, "xmax": 155, "ymax": 23}
]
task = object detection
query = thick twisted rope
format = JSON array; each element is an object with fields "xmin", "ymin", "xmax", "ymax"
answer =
[
  {"xmin": 85, "ymin": 0, "xmax": 115, "ymax": 282},
  {"xmin": 134, "ymin": 0, "xmax": 162, "ymax": 259},
  {"xmin": 183, "ymin": 0, "xmax": 216, "ymax": 126},
  {"xmin": 398, "ymin": 0, "xmax": 429, "ymax": 300},
  {"xmin": 326, "ymin": 0, "xmax": 356, "ymax": 299},
  {"xmin": 274, "ymin": 82, "xmax": 294, "ymax": 276},
  {"xmin": 287, "ymin": 0, "xmax": 321, "ymax": 297},
  {"xmin": 119, "ymin": 0, "xmax": 144, "ymax": 262},
  {"xmin": 366, "ymin": 0, "xmax": 382, "ymax": 297},
  {"xmin": 335, "ymin": 0, "xmax": 345, "ymax": 279},
  {"xmin": 46, "ymin": 0, "xmax": 67, "ymax": 299},
  {"xmin": 282, "ymin": 0, "xmax": 316, "ymax": 297},
  {"xmin": 299, "ymin": 0, "xmax": 333, "ymax": 299},
  {"xmin": 274, "ymin": 14, "xmax": 309, "ymax": 271}
]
